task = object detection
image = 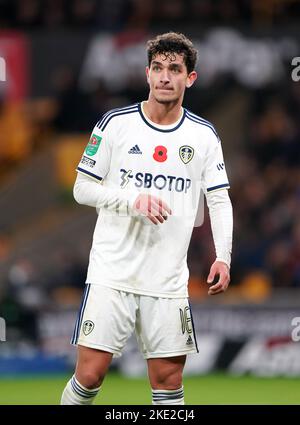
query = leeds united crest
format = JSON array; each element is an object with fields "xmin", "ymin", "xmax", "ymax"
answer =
[
  {"xmin": 179, "ymin": 146, "xmax": 194, "ymax": 164},
  {"xmin": 83, "ymin": 320, "xmax": 94, "ymax": 336}
]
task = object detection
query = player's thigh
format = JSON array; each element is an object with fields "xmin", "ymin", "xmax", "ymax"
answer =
[
  {"xmin": 147, "ymin": 355, "xmax": 186, "ymax": 389},
  {"xmin": 136, "ymin": 296, "xmax": 198, "ymax": 359},
  {"xmin": 72, "ymin": 284, "xmax": 137, "ymax": 357},
  {"xmin": 75, "ymin": 345, "xmax": 113, "ymax": 386}
]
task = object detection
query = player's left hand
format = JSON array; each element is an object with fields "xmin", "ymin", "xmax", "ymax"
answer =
[{"xmin": 206, "ymin": 261, "xmax": 230, "ymax": 295}]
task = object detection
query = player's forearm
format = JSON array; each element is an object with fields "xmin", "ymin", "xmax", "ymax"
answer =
[
  {"xmin": 206, "ymin": 189, "xmax": 233, "ymax": 268},
  {"xmin": 73, "ymin": 172, "xmax": 138, "ymax": 212}
]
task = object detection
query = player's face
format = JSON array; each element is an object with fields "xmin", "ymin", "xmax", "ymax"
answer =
[{"xmin": 146, "ymin": 53, "xmax": 197, "ymax": 105}]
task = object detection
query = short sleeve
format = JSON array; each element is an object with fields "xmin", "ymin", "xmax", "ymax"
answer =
[
  {"xmin": 202, "ymin": 133, "xmax": 230, "ymax": 193},
  {"xmin": 76, "ymin": 119, "xmax": 112, "ymax": 182}
]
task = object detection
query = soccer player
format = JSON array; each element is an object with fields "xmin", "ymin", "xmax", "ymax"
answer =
[{"xmin": 61, "ymin": 32, "xmax": 232, "ymax": 405}]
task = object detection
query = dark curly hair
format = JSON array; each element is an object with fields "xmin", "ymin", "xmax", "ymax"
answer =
[{"xmin": 147, "ymin": 32, "xmax": 198, "ymax": 74}]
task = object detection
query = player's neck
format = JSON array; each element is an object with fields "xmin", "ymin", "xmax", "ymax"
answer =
[{"xmin": 143, "ymin": 98, "xmax": 183, "ymax": 125}]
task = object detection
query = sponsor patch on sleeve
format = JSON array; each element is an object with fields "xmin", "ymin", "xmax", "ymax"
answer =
[
  {"xmin": 85, "ymin": 134, "xmax": 102, "ymax": 156},
  {"xmin": 80, "ymin": 155, "xmax": 96, "ymax": 168}
]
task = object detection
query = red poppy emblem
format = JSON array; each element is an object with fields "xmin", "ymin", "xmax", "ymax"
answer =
[{"xmin": 153, "ymin": 145, "xmax": 167, "ymax": 162}]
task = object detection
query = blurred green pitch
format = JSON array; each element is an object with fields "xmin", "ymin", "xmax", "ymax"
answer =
[{"xmin": 0, "ymin": 373, "xmax": 299, "ymax": 404}]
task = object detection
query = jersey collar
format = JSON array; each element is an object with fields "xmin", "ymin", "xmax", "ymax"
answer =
[{"xmin": 138, "ymin": 102, "xmax": 186, "ymax": 133}]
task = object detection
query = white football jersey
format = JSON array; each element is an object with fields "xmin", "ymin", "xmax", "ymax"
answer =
[{"xmin": 76, "ymin": 102, "xmax": 230, "ymax": 298}]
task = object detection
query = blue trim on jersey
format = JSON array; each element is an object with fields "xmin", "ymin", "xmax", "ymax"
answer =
[
  {"xmin": 96, "ymin": 104, "xmax": 139, "ymax": 130},
  {"xmin": 101, "ymin": 108, "xmax": 139, "ymax": 131},
  {"xmin": 138, "ymin": 103, "xmax": 186, "ymax": 133},
  {"xmin": 185, "ymin": 110, "xmax": 219, "ymax": 139},
  {"xmin": 207, "ymin": 183, "xmax": 230, "ymax": 192},
  {"xmin": 71, "ymin": 284, "xmax": 91, "ymax": 345},
  {"xmin": 77, "ymin": 167, "xmax": 103, "ymax": 182},
  {"xmin": 188, "ymin": 301, "xmax": 199, "ymax": 353},
  {"xmin": 186, "ymin": 109, "xmax": 215, "ymax": 127},
  {"xmin": 96, "ymin": 105, "xmax": 138, "ymax": 128},
  {"xmin": 97, "ymin": 106, "xmax": 139, "ymax": 132}
]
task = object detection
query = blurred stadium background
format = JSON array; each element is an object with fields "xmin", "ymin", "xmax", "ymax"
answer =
[{"xmin": 0, "ymin": 0, "xmax": 300, "ymax": 405}]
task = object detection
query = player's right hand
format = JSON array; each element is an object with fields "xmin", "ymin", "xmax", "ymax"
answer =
[{"xmin": 133, "ymin": 194, "xmax": 172, "ymax": 225}]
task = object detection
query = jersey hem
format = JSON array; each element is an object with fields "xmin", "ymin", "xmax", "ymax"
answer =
[{"xmin": 85, "ymin": 280, "xmax": 189, "ymax": 299}]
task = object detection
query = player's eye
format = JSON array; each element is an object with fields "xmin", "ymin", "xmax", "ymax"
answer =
[{"xmin": 152, "ymin": 65, "xmax": 161, "ymax": 71}]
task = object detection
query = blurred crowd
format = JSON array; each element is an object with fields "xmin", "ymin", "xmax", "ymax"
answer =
[
  {"xmin": 0, "ymin": 253, "xmax": 87, "ymax": 342},
  {"xmin": 1, "ymin": 0, "xmax": 300, "ymax": 30},
  {"xmin": 188, "ymin": 82, "xmax": 300, "ymax": 296},
  {"xmin": 234, "ymin": 85, "xmax": 300, "ymax": 289}
]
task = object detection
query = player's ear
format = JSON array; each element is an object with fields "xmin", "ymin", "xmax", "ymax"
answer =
[
  {"xmin": 146, "ymin": 67, "xmax": 150, "ymax": 85},
  {"xmin": 186, "ymin": 71, "xmax": 197, "ymax": 88}
]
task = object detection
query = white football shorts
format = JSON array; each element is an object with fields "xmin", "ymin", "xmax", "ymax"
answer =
[{"xmin": 71, "ymin": 284, "xmax": 199, "ymax": 359}]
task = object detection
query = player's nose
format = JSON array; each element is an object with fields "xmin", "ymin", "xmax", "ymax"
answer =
[{"xmin": 160, "ymin": 69, "xmax": 170, "ymax": 84}]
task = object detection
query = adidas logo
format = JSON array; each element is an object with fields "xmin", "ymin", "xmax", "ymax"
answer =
[
  {"xmin": 186, "ymin": 335, "xmax": 193, "ymax": 346},
  {"xmin": 128, "ymin": 144, "xmax": 142, "ymax": 154}
]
